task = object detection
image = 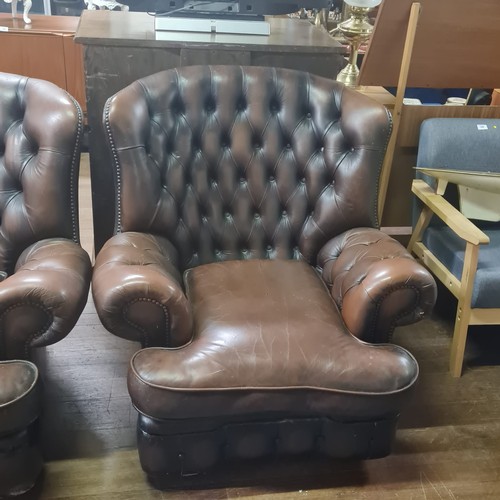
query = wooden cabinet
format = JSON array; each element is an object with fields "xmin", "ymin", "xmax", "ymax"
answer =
[{"xmin": 0, "ymin": 14, "xmax": 86, "ymax": 112}]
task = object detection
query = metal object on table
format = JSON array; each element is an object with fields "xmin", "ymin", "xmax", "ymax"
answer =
[
  {"xmin": 336, "ymin": 0, "xmax": 381, "ymax": 88},
  {"xmin": 85, "ymin": 0, "xmax": 129, "ymax": 10}
]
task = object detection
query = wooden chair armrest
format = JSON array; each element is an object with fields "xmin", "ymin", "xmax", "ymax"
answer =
[{"xmin": 412, "ymin": 179, "xmax": 490, "ymax": 246}]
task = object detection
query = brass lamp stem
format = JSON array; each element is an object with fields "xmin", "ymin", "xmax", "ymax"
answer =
[{"xmin": 336, "ymin": 6, "xmax": 375, "ymax": 88}]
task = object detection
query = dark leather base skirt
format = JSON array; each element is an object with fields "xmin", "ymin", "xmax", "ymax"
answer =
[
  {"xmin": 0, "ymin": 419, "xmax": 43, "ymax": 497},
  {"xmin": 136, "ymin": 413, "xmax": 399, "ymax": 489}
]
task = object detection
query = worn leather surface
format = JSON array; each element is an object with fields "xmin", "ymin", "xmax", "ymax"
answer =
[
  {"xmin": 0, "ymin": 72, "xmax": 92, "ymax": 360},
  {"xmin": 104, "ymin": 66, "xmax": 390, "ymax": 269},
  {"xmin": 0, "ymin": 362, "xmax": 42, "ymax": 497},
  {"xmin": 93, "ymin": 232, "xmax": 192, "ymax": 347},
  {"xmin": 129, "ymin": 260, "xmax": 417, "ymax": 421},
  {"xmin": 317, "ymin": 228, "xmax": 437, "ymax": 343},
  {"xmin": 0, "ymin": 360, "xmax": 41, "ymax": 436},
  {"xmin": 95, "ymin": 65, "xmax": 435, "ymax": 347}
]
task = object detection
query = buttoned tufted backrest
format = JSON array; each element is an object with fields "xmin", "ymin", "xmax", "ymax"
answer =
[
  {"xmin": 0, "ymin": 73, "xmax": 83, "ymax": 273},
  {"xmin": 104, "ymin": 66, "xmax": 391, "ymax": 270}
]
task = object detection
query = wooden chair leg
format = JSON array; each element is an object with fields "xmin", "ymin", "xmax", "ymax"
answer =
[
  {"xmin": 450, "ymin": 242, "xmax": 479, "ymax": 377},
  {"xmin": 449, "ymin": 301, "xmax": 471, "ymax": 377},
  {"xmin": 407, "ymin": 205, "xmax": 433, "ymax": 252}
]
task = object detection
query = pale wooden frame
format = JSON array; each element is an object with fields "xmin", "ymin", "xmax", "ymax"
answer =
[{"xmin": 408, "ymin": 179, "xmax": 494, "ymax": 377}]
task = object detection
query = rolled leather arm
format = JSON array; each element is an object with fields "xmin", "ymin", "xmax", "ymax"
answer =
[
  {"xmin": 317, "ymin": 228, "xmax": 436, "ymax": 343},
  {"xmin": 0, "ymin": 238, "xmax": 92, "ymax": 360},
  {"xmin": 92, "ymin": 232, "xmax": 192, "ymax": 348}
]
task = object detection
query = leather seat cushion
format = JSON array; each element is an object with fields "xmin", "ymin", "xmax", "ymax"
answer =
[
  {"xmin": 0, "ymin": 360, "xmax": 41, "ymax": 436},
  {"xmin": 128, "ymin": 260, "xmax": 418, "ymax": 422}
]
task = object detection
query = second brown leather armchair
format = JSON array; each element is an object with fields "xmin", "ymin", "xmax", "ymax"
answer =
[
  {"xmin": 92, "ymin": 66, "xmax": 436, "ymax": 486},
  {"xmin": 0, "ymin": 72, "xmax": 92, "ymax": 497},
  {"xmin": 0, "ymin": 72, "xmax": 92, "ymax": 360}
]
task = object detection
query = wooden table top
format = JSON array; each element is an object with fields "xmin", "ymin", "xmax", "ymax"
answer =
[
  {"xmin": 0, "ymin": 13, "xmax": 79, "ymax": 34},
  {"xmin": 75, "ymin": 10, "xmax": 344, "ymax": 53}
]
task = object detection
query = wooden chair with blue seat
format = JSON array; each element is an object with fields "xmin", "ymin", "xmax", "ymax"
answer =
[{"xmin": 408, "ymin": 118, "xmax": 500, "ymax": 377}]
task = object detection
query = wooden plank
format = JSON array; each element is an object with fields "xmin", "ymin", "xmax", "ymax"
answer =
[
  {"xmin": 78, "ymin": 155, "xmax": 94, "ymax": 261},
  {"xmin": 359, "ymin": 0, "xmax": 500, "ymax": 89},
  {"xmin": 377, "ymin": 2, "xmax": 420, "ymax": 219},
  {"xmin": 412, "ymin": 241, "xmax": 461, "ymax": 298},
  {"xmin": 470, "ymin": 308, "xmax": 500, "ymax": 325},
  {"xmin": 252, "ymin": 51, "xmax": 345, "ymax": 80},
  {"xmin": 181, "ymin": 48, "xmax": 251, "ymax": 66},
  {"xmin": 450, "ymin": 242, "xmax": 478, "ymax": 376},
  {"xmin": 356, "ymin": 86, "xmax": 396, "ymax": 110},
  {"xmin": 0, "ymin": 13, "xmax": 86, "ymax": 112},
  {"xmin": 493, "ymin": 90, "xmax": 500, "ymax": 106},
  {"xmin": 0, "ymin": 32, "xmax": 67, "ymax": 89},
  {"xmin": 411, "ymin": 180, "xmax": 490, "ymax": 245},
  {"xmin": 62, "ymin": 35, "xmax": 86, "ymax": 113},
  {"xmin": 0, "ymin": 13, "xmax": 79, "ymax": 33}
]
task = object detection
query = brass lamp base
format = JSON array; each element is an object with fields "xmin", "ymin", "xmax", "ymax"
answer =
[{"xmin": 337, "ymin": 63, "xmax": 360, "ymax": 88}]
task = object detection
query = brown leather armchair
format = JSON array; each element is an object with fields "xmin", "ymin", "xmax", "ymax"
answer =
[
  {"xmin": 0, "ymin": 72, "xmax": 92, "ymax": 360},
  {"xmin": 0, "ymin": 72, "xmax": 92, "ymax": 496},
  {"xmin": 92, "ymin": 66, "xmax": 436, "ymax": 487}
]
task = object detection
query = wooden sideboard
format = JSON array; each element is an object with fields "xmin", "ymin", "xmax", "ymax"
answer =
[
  {"xmin": 75, "ymin": 10, "xmax": 347, "ymax": 253},
  {"xmin": 0, "ymin": 14, "xmax": 86, "ymax": 112}
]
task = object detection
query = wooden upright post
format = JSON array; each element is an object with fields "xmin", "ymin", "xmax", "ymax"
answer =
[{"xmin": 377, "ymin": 2, "xmax": 421, "ymax": 221}]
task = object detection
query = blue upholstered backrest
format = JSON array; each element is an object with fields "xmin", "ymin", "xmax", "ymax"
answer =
[{"xmin": 417, "ymin": 118, "xmax": 500, "ymax": 172}]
